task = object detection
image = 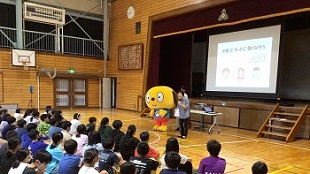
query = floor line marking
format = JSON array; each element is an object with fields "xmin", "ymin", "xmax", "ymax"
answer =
[
  {"xmin": 260, "ymin": 140, "xmax": 310, "ymax": 151},
  {"xmin": 220, "ymin": 132, "xmax": 310, "ymax": 151},
  {"xmin": 156, "ymin": 139, "xmax": 253, "ymax": 150},
  {"xmin": 269, "ymin": 165, "xmax": 294, "ymax": 174},
  {"xmin": 221, "ymin": 139, "xmax": 255, "ymax": 144},
  {"xmin": 120, "ymin": 118, "xmax": 141, "ymax": 122},
  {"xmin": 225, "ymin": 167, "xmax": 244, "ymax": 173},
  {"xmin": 149, "ymin": 131, "xmax": 161, "ymax": 145},
  {"xmin": 220, "ymin": 132, "xmax": 254, "ymax": 140},
  {"xmin": 140, "ymin": 118, "xmax": 155, "ymax": 122}
]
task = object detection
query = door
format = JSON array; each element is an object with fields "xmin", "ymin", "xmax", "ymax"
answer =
[
  {"xmin": 54, "ymin": 78, "xmax": 87, "ymax": 108},
  {"xmin": 102, "ymin": 78, "xmax": 111, "ymax": 109}
]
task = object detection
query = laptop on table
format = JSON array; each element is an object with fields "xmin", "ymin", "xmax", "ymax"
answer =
[{"xmin": 203, "ymin": 106, "xmax": 216, "ymax": 114}]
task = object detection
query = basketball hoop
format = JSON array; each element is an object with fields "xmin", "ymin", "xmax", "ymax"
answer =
[
  {"xmin": 21, "ymin": 60, "xmax": 30, "ymax": 70},
  {"xmin": 40, "ymin": 67, "xmax": 57, "ymax": 79}
]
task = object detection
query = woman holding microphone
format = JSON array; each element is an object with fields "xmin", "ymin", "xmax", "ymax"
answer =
[{"xmin": 177, "ymin": 90, "xmax": 190, "ymax": 139}]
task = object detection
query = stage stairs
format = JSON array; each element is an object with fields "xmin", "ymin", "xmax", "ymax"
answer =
[
  {"xmin": 140, "ymin": 108, "xmax": 151, "ymax": 117},
  {"xmin": 257, "ymin": 103, "xmax": 308, "ymax": 143}
]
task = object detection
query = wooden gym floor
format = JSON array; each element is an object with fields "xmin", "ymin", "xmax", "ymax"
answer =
[{"xmin": 61, "ymin": 108, "xmax": 310, "ymax": 174}]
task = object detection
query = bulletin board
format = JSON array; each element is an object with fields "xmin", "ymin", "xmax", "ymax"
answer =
[{"xmin": 118, "ymin": 44, "xmax": 143, "ymax": 70}]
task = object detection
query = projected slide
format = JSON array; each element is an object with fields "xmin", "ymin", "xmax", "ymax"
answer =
[
  {"xmin": 216, "ymin": 37, "xmax": 272, "ymax": 87},
  {"xmin": 207, "ymin": 25, "xmax": 281, "ymax": 93}
]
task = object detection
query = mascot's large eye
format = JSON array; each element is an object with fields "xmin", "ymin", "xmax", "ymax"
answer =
[
  {"xmin": 146, "ymin": 93, "xmax": 151, "ymax": 103},
  {"xmin": 157, "ymin": 92, "xmax": 164, "ymax": 103}
]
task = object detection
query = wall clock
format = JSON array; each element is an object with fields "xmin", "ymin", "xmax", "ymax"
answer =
[{"xmin": 127, "ymin": 6, "xmax": 135, "ymax": 19}]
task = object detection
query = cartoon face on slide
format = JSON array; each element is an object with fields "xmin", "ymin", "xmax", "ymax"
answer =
[
  {"xmin": 238, "ymin": 68, "xmax": 245, "ymax": 75},
  {"xmin": 145, "ymin": 86, "xmax": 177, "ymax": 109},
  {"xmin": 222, "ymin": 68, "xmax": 230, "ymax": 79},
  {"xmin": 237, "ymin": 67, "xmax": 245, "ymax": 80},
  {"xmin": 252, "ymin": 67, "xmax": 260, "ymax": 79}
]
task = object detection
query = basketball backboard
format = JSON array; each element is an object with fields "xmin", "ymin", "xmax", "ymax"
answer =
[{"xmin": 11, "ymin": 49, "xmax": 36, "ymax": 67}]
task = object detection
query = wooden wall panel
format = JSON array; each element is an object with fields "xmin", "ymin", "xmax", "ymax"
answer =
[
  {"xmin": 39, "ymin": 76, "xmax": 54, "ymax": 108},
  {"xmin": 0, "ymin": 50, "xmax": 10, "ymax": 67},
  {"xmin": 36, "ymin": 54, "xmax": 104, "ymax": 74},
  {"xmin": 116, "ymin": 76, "xmax": 143, "ymax": 110},
  {"xmin": 297, "ymin": 118, "xmax": 310, "ymax": 139},
  {"xmin": 214, "ymin": 106, "xmax": 240, "ymax": 128},
  {"xmin": 239, "ymin": 108, "xmax": 270, "ymax": 131},
  {"xmin": 0, "ymin": 49, "xmax": 103, "ymax": 109},
  {"xmin": 88, "ymin": 79, "xmax": 100, "ymax": 107},
  {"xmin": 2, "ymin": 71, "xmax": 37, "ymax": 109}
]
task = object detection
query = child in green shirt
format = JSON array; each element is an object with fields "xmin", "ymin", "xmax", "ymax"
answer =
[{"xmin": 37, "ymin": 114, "xmax": 51, "ymax": 136}]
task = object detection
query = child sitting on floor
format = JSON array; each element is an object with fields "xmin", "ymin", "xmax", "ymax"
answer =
[{"xmin": 198, "ymin": 139, "xmax": 226, "ymax": 174}]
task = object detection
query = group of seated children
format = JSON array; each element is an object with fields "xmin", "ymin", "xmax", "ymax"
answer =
[{"xmin": 0, "ymin": 106, "xmax": 268, "ymax": 174}]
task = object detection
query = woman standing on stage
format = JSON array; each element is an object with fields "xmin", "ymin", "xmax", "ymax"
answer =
[{"xmin": 177, "ymin": 90, "xmax": 190, "ymax": 139}]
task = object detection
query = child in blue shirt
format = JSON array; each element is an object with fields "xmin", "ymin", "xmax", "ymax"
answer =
[
  {"xmin": 58, "ymin": 139, "xmax": 82, "ymax": 174},
  {"xmin": 45, "ymin": 132, "xmax": 64, "ymax": 174},
  {"xmin": 21, "ymin": 123, "xmax": 37, "ymax": 149},
  {"xmin": 28, "ymin": 129, "xmax": 48, "ymax": 156},
  {"xmin": 16, "ymin": 119, "xmax": 28, "ymax": 138}
]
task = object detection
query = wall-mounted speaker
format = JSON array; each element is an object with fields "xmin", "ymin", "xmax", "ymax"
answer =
[{"xmin": 135, "ymin": 21, "xmax": 141, "ymax": 34}]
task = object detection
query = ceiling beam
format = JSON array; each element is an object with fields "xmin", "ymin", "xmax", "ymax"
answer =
[
  {"xmin": 0, "ymin": 0, "xmax": 15, "ymax": 5},
  {"xmin": 67, "ymin": 11, "xmax": 103, "ymax": 22}
]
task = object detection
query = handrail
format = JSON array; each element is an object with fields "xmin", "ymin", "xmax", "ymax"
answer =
[
  {"xmin": 0, "ymin": 26, "xmax": 103, "ymax": 57},
  {"xmin": 0, "ymin": 29, "xmax": 15, "ymax": 46},
  {"xmin": 0, "ymin": 26, "xmax": 17, "ymax": 30},
  {"xmin": 23, "ymin": 29, "xmax": 103, "ymax": 42}
]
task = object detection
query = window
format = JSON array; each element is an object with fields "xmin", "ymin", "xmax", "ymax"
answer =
[{"xmin": 54, "ymin": 78, "xmax": 87, "ymax": 108}]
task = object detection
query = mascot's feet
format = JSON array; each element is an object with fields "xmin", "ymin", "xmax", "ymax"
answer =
[
  {"xmin": 153, "ymin": 125, "xmax": 160, "ymax": 131},
  {"xmin": 158, "ymin": 125, "xmax": 167, "ymax": 132}
]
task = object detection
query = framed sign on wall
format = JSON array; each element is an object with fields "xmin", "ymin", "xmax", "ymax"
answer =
[{"xmin": 118, "ymin": 43, "xmax": 143, "ymax": 70}]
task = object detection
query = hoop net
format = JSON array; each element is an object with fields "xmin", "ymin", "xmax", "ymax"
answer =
[
  {"xmin": 40, "ymin": 67, "xmax": 57, "ymax": 79},
  {"xmin": 21, "ymin": 61, "xmax": 30, "ymax": 70}
]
